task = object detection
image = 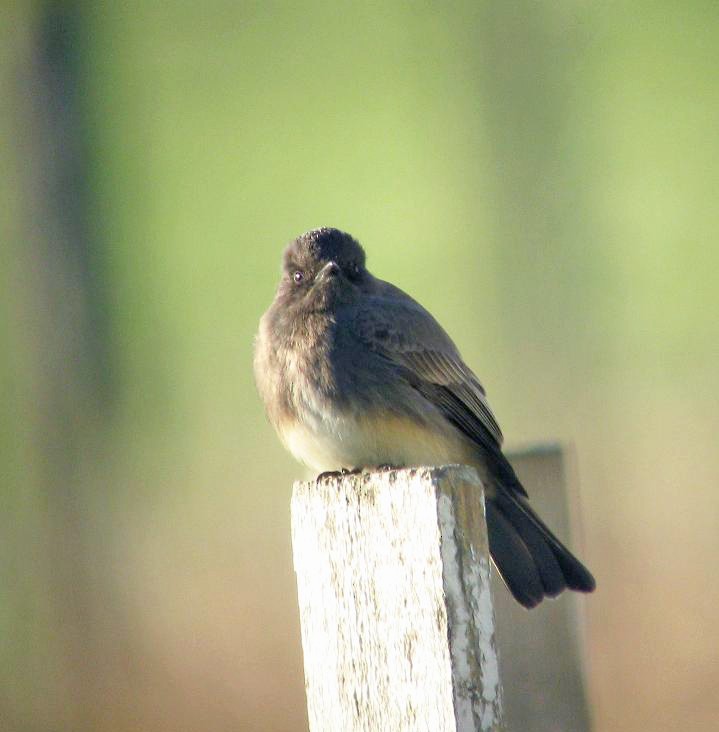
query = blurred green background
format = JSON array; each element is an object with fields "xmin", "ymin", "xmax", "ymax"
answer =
[{"xmin": 2, "ymin": 2, "xmax": 718, "ymax": 731}]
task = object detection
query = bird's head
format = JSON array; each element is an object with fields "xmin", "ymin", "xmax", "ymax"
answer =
[{"xmin": 276, "ymin": 227, "xmax": 370, "ymax": 310}]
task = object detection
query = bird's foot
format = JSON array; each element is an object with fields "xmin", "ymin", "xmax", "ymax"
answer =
[
  {"xmin": 316, "ymin": 465, "xmax": 400, "ymax": 481},
  {"xmin": 316, "ymin": 467, "xmax": 363, "ymax": 481}
]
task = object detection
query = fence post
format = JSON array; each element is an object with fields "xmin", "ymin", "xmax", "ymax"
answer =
[
  {"xmin": 495, "ymin": 444, "xmax": 593, "ymax": 732},
  {"xmin": 291, "ymin": 465, "xmax": 504, "ymax": 732}
]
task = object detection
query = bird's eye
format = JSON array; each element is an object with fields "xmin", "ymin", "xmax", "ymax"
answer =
[
  {"xmin": 293, "ymin": 271, "xmax": 304, "ymax": 283},
  {"xmin": 348, "ymin": 263, "xmax": 360, "ymax": 280}
]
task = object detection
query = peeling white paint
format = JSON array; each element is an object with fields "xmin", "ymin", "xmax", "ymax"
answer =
[
  {"xmin": 438, "ymin": 483, "xmax": 503, "ymax": 731},
  {"xmin": 292, "ymin": 466, "xmax": 503, "ymax": 732}
]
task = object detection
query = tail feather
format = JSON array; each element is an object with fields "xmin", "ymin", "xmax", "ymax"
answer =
[
  {"xmin": 486, "ymin": 488, "xmax": 595, "ymax": 608},
  {"xmin": 494, "ymin": 492, "xmax": 567, "ymax": 597},
  {"xmin": 485, "ymin": 502, "xmax": 545, "ymax": 608}
]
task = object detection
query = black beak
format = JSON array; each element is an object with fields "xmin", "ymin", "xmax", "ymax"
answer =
[{"xmin": 316, "ymin": 261, "xmax": 341, "ymax": 281}]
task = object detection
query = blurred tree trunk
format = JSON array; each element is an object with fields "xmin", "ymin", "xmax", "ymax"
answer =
[{"xmin": 2, "ymin": 4, "xmax": 115, "ymax": 730}]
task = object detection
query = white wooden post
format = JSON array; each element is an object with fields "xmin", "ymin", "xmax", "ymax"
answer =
[{"xmin": 291, "ymin": 465, "xmax": 503, "ymax": 732}]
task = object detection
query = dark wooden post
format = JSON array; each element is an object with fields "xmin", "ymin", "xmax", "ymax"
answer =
[{"xmin": 496, "ymin": 444, "xmax": 593, "ymax": 732}]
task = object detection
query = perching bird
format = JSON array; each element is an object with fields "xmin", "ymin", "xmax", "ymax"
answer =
[{"xmin": 254, "ymin": 227, "xmax": 595, "ymax": 608}]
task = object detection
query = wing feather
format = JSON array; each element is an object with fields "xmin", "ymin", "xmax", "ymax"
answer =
[{"xmin": 349, "ymin": 293, "xmax": 504, "ymax": 449}]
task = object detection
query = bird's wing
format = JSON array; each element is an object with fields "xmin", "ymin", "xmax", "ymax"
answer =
[{"xmin": 349, "ymin": 291, "xmax": 504, "ymax": 452}]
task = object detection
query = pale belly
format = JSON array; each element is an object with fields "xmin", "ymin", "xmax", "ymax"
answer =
[{"xmin": 278, "ymin": 410, "xmax": 479, "ymax": 474}]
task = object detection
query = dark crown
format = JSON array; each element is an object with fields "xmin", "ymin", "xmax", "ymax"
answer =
[{"xmin": 291, "ymin": 227, "xmax": 366, "ymax": 266}]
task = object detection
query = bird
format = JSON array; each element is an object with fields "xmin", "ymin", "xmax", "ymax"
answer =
[{"xmin": 254, "ymin": 227, "xmax": 595, "ymax": 608}]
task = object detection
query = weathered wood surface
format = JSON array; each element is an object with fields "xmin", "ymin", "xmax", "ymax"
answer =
[
  {"xmin": 496, "ymin": 444, "xmax": 593, "ymax": 732},
  {"xmin": 291, "ymin": 465, "xmax": 504, "ymax": 732}
]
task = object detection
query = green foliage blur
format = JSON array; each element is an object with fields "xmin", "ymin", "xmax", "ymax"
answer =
[{"xmin": 2, "ymin": 3, "xmax": 718, "ymax": 731}]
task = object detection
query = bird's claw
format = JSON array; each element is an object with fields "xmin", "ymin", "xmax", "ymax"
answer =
[
  {"xmin": 316, "ymin": 464, "xmax": 400, "ymax": 482},
  {"xmin": 316, "ymin": 467, "xmax": 363, "ymax": 481}
]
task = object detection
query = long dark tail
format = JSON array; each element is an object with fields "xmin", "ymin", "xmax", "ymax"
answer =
[{"xmin": 485, "ymin": 487, "xmax": 595, "ymax": 609}]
